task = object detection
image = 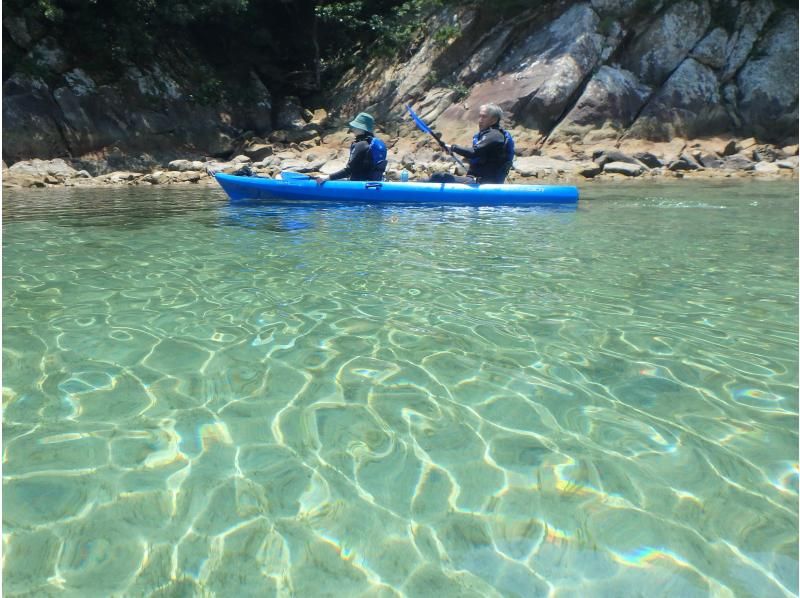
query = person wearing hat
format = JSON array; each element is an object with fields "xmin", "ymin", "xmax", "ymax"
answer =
[{"xmin": 316, "ymin": 112, "xmax": 387, "ymax": 183}]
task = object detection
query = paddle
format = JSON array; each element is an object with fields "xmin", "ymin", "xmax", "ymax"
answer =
[
  {"xmin": 405, "ymin": 104, "xmax": 467, "ymax": 171},
  {"xmin": 280, "ymin": 171, "xmax": 311, "ymax": 181}
]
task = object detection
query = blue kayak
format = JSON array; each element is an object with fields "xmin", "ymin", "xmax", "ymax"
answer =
[{"xmin": 214, "ymin": 171, "xmax": 579, "ymax": 205}]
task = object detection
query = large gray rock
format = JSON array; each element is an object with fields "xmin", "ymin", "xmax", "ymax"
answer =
[
  {"xmin": 620, "ymin": 0, "xmax": 711, "ymax": 86},
  {"xmin": 550, "ymin": 66, "xmax": 652, "ymax": 141},
  {"xmin": 754, "ymin": 161, "xmax": 780, "ymax": 174},
  {"xmin": 603, "ymin": 161, "xmax": 644, "ymax": 176},
  {"xmin": 457, "ymin": 22, "xmax": 516, "ymax": 86},
  {"xmin": 668, "ymin": 153, "xmax": 702, "ymax": 171},
  {"xmin": 275, "ymin": 96, "xmax": 309, "ymax": 131},
  {"xmin": 2, "ymin": 75, "xmax": 67, "ymax": 162},
  {"xmin": 53, "ymin": 85, "xmax": 129, "ymax": 156},
  {"xmin": 690, "ymin": 27, "xmax": 729, "ymax": 69},
  {"xmin": 721, "ymin": 0, "xmax": 775, "ymax": 82},
  {"xmin": 735, "ymin": 10, "xmax": 799, "ymax": 142},
  {"xmin": 722, "ymin": 153, "xmax": 755, "ymax": 170},
  {"xmin": 8, "ymin": 158, "xmax": 78, "ymax": 177},
  {"xmin": 627, "ymin": 58, "xmax": 730, "ymax": 140},
  {"xmin": 776, "ymin": 156, "xmax": 799, "ymax": 169}
]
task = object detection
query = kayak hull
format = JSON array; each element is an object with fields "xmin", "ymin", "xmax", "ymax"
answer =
[{"xmin": 214, "ymin": 173, "xmax": 579, "ymax": 205}]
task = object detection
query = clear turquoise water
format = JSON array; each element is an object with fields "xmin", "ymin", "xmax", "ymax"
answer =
[{"xmin": 3, "ymin": 181, "xmax": 798, "ymax": 597}]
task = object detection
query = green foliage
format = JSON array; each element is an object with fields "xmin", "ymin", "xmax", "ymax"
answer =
[
  {"xmin": 314, "ymin": 0, "xmax": 450, "ymax": 72},
  {"xmin": 34, "ymin": 0, "xmax": 65, "ymax": 22},
  {"xmin": 432, "ymin": 24, "xmax": 460, "ymax": 47}
]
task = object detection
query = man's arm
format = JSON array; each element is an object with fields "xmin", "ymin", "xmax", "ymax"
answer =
[{"xmin": 450, "ymin": 144, "xmax": 474, "ymax": 159}]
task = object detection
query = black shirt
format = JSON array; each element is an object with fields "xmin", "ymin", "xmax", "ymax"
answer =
[
  {"xmin": 451, "ymin": 125, "xmax": 509, "ymax": 183},
  {"xmin": 330, "ymin": 134, "xmax": 377, "ymax": 181}
]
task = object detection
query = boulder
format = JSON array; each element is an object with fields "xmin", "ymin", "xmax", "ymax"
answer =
[
  {"xmin": 275, "ymin": 96, "xmax": 309, "ymax": 131},
  {"xmin": 736, "ymin": 137, "xmax": 758, "ymax": 153},
  {"xmin": 722, "ymin": 153, "xmax": 755, "ymax": 170},
  {"xmin": 632, "ymin": 152, "xmax": 663, "ymax": 168},
  {"xmin": 752, "ymin": 145, "xmax": 780, "ymax": 163},
  {"xmin": 244, "ymin": 143, "xmax": 274, "ymax": 161},
  {"xmin": 440, "ymin": 4, "xmax": 609, "ymax": 133},
  {"xmin": 167, "ymin": 160, "xmax": 205, "ymax": 172},
  {"xmin": 697, "ymin": 153, "xmax": 724, "ymax": 168},
  {"xmin": 620, "ymin": 0, "xmax": 711, "ymax": 86},
  {"xmin": 3, "ymin": 172, "xmax": 47, "ymax": 188},
  {"xmin": 174, "ymin": 171, "xmax": 204, "ymax": 183},
  {"xmin": 8, "ymin": 158, "xmax": 78, "ymax": 177},
  {"xmin": 53, "ymin": 85, "xmax": 129, "ymax": 155},
  {"xmin": 550, "ymin": 66, "xmax": 652, "ymax": 141},
  {"xmin": 102, "ymin": 171, "xmax": 142, "ymax": 183},
  {"xmin": 592, "ymin": 149, "xmax": 641, "ymax": 168},
  {"xmin": 2, "ymin": 75, "xmax": 67, "ymax": 162},
  {"xmin": 141, "ymin": 171, "xmax": 165, "ymax": 184},
  {"xmin": 722, "ymin": 139, "xmax": 738, "ymax": 156},
  {"xmin": 668, "ymin": 153, "xmax": 702, "ymax": 171},
  {"xmin": 735, "ymin": 11, "xmax": 799, "ymax": 142},
  {"xmin": 627, "ymin": 58, "xmax": 730, "ymax": 140},
  {"xmin": 603, "ymin": 161, "xmax": 644, "ymax": 176},
  {"xmin": 721, "ymin": 0, "xmax": 775, "ymax": 82},
  {"xmin": 754, "ymin": 161, "xmax": 780, "ymax": 174},
  {"xmin": 578, "ymin": 162, "xmax": 603, "ymax": 178},
  {"xmin": 776, "ymin": 157, "xmax": 799, "ymax": 169},
  {"xmin": 457, "ymin": 22, "xmax": 516, "ymax": 86},
  {"xmin": 779, "ymin": 145, "xmax": 798, "ymax": 157},
  {"xmin": 690, "ymin": 27, "xmax": 729, "ymax": 69},
  {"xmin": 310, "ymin": 108, "xmax": 329, "ymax": 127}
]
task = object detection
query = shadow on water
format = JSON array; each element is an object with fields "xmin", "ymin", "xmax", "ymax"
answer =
[{"xmin": 214, "ymin": 198, "xmax": 578, "ymax": 233}]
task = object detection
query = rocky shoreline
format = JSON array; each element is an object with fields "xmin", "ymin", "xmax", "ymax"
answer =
[{"xmin": 3, "ymin": 127, "xmax": 798, "ymax": 190}]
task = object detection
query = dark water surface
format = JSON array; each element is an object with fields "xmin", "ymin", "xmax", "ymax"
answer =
[{"xmin": 3, "ymin": 181, "xmax": 798, "ymax": 596}]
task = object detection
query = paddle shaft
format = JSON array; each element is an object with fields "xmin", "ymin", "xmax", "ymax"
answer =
[{"xmin": 405, "ymin": 105, "xmax": 467, "ymax": 171}]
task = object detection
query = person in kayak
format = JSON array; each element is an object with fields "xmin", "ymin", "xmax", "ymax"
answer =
[
  {"xmin": 316, "ymin": 112, "xmax": 387, "ymax": 183},
  {"xmin": 430, "ymin": 103, "xmax": 515, "ymax": 184}
]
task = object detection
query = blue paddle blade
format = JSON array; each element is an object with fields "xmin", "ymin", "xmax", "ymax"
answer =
[
  {"xmin": 405, "ymin": 104, "xmax": 434, "ymax": 136},
  {"xmin": 280, "ymin": 171, "xmax": 311, "ymax": 181},
  {"xmin": 405, "ymin": 104, "xmax": 467, "ymax": 170}
]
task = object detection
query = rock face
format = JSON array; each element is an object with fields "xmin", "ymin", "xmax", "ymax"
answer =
[
  {"xmin": 328, "ymin": 0, "xmax": 798, "ymax": 147},
  {"xmin": 2, "ymin": 39, "xmax": 272, "ymax": 166},
  {"xmin": 551, "ymin": 66, "xmax": 652, "ymax": 142},
  {"xmin": 735, "ymin": 9, "xmax": 799, "ymax": 141},
  {"xmin": 441, "ymin": 4, "xmax": 612, "ymax": 133}
]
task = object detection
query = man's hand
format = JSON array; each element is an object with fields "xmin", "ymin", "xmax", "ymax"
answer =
[{"xmin": 315, "ymin": 176, "xmax": 327, "ymax": 185}]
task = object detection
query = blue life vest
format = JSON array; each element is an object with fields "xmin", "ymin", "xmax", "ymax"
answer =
[
  {"xmin": 470, "ymin": 127, "xmax": 515, "ymax": 182},
  {"xmin": 369, "ymin": 137, "xmax": 388, "ymax": 179},
  {"xmin": 502, "ymin": 129, "xmax": 515, "ymax": 173}
]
